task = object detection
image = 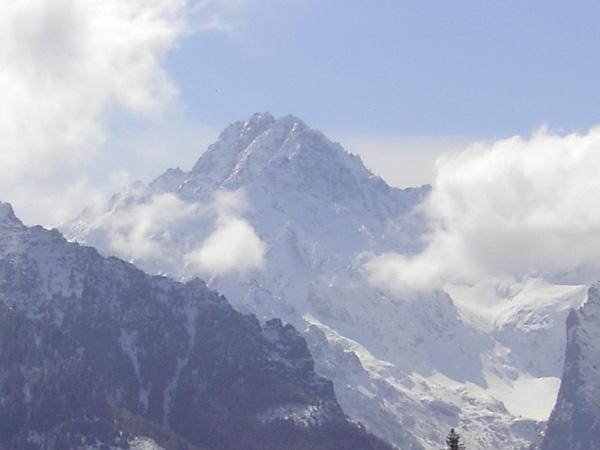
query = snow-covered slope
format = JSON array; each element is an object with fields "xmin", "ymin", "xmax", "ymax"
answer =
[
  {"xmin": 64, "ymin": 113, "xmax": 585, "ymax": 449},
  {"xmin": 541, "ymin": 285, "xmax": 600, "ymax": 450}
]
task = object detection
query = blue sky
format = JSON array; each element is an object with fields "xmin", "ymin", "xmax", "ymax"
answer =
[
  {"xmin": 2, "ymin": 0, "xmax": 600, "ymax": 226},
  {"xmin": 168, "ymin": 0, "xmax": 600, "ymax": 137}
]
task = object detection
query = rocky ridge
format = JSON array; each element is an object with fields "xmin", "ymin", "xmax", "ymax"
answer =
[{"xmin": 0, "ymin": 203, "xmax": 389, "ymax": 450}]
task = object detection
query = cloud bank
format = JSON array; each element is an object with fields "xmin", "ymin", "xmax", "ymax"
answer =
[
  {"xmin": 365, "ymin": 127, "xmax": 600, "ymax": 294},
  {"xmin": 0, "ymin": 0, "xmax": 188, "ymax": 225}
]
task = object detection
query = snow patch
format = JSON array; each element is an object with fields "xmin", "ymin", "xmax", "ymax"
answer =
[
  {"xmin": 129, "ymin": 437, "xmax": 165, "ymax": 450},
  {"xmin": 256, "ymin": 403, "xmax": 325, "ymax": 427}
]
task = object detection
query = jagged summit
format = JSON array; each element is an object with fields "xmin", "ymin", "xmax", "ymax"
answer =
[
  {"xmin": 0, "ymin": 202, "xmax": 24, "ymax": 229},
  {"xmin": 227, "ymin": 111, "xmax": 277, "ymax": 133},
  {"xmin": 191, "ymin": 112, "xmax": 275, "ymax": 173},
  {"xmin": 224, "ymin": 111, "xmax": 277, "ymax": 136},
  {"xmin": 189, "ymin": 112, "xmax": 368, "ymax": 184}
]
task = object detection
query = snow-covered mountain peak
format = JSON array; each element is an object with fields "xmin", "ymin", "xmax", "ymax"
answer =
[
  {"xmin": 65, "ymin": 113, "xmax": 557, "ymax": 449},
  {"xmin": 190, "ymin": 112, "xmax": 275, "ymax": 175},
  {"xmin": 188, "ymin": 113, "xmax": 383, "ymax": 196},
  {"xmin": 218, "ymin": 111, "xmax": 276, "ymax": 137}
]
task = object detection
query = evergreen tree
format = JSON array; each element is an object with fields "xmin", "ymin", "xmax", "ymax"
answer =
[{"xmin": 445, "ymin": 428, "xmax": 466, "ymax": 450}]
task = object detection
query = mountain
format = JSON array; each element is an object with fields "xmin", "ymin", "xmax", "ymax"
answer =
[
  {"xmin": 540, "ymin": 285, "xmax": 600, "ymax": 450},
  {"xmin": 0, "ymin": 202, "xmax": 390, "ymax": 450},
  {"xmin": 64, "ymin": 113, "xmax": 583, "ymax": 449}
]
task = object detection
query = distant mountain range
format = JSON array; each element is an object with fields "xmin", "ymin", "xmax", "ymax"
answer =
[{"xmin": 0, "ymin": 202, "xmax": 389, "ymax": 449}]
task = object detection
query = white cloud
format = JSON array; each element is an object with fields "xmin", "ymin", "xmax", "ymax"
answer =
[
  {"xmin": 0, "ymin": 0, "xmax": 189, "ymax": 226},
  {"xmin": 189, "ymin": 0, "xmax": 312, "ymax": 47},
  {"xmin": 185, "ymin": 190, "xmax": 266, "ymax": 275},
  {"xmin": 365, "ymin": 126, "xmax": 600, "ymax": 294},
  {"xmin": 107, "ymin": 192, "xmax": 201, "ymax": 261},
  {"xmin": 185, "ymin": 217, "xmax": 266, "ymax": 274},
  {"xmin": 0, "ymin": 0, "xmax": 185, "ymax": 174},
  {"xmin": 79, "ymin": 188, "xmax": 265, "ymax": 276},
  {"xmin": 189, "ymin": 0, "xmax": 251, "ymax": 33}
]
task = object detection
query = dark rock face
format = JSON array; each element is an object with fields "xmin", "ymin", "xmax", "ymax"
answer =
[
  {"xmin": 0, "ymin": 203, "xmax": 391, "ymax": 450},
  {"xmin": 541, "ymin": 285, "xmax": 600, "ymax": 450}
]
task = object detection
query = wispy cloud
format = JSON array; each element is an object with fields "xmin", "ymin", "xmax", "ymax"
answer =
[
  {"xmin": 189, "ymin": 0, "xmax": 251, "ymax": 34},
  {"xmin": 365, "ymin": 126, "xmax": 600, "ymax": 294}
]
